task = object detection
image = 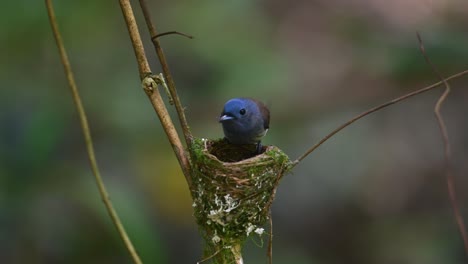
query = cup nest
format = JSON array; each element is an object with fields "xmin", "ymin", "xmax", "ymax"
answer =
[{"xmin": 190, "ymin": 138, "xmax": 292, "ymax": 250}]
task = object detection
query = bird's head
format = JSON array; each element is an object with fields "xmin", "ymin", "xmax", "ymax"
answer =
[
  {"xmin": 219, "ymin": 97, "xmax": 270, "ymax": 146},
  {"xmin": 219, "ymin": 98, "xmax": 256, "ymax": 123}
]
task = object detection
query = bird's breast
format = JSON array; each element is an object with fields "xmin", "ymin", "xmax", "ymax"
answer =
[{"xmin": 222, "ymin": 119, "xmax": 266, "ymax": 144}]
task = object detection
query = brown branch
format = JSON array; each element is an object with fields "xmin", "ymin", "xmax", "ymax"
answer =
[
  {"xmin": 138, "ymin": 0, "xmax": 193, "ymax": 147},
  {"xmin": 118, "ymin": 0, "xmax": 150, "ymax": 78},
  {"xmin": 292, "ymin": 68, "xmax": 468, "ymax": 166},
  {"xmin": 45, "ymin": 1, "xmax": 142, "ymax": 263},
  {"xmin": 262, "ymin": 168, "xmax": 286, "ymax": 264},
  {"xmin": 417, "ymin": 32, "xmax": 468, "ymax": 258},
  {"xmin": 118, "ymin": 0, "xmax": 192, "ymax": 188}
]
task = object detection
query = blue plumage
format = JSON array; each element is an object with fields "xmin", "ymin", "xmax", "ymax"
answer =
[{"xmin": 219, "ymin": 98, "xmax": 270, "ymax": 152}]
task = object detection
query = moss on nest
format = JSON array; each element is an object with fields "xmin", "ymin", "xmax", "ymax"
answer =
[{"xmin": 190, "ymin": 138, "xmax": 292, "ymax": 262}]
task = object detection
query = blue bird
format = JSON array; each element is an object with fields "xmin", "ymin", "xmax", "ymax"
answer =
[{"xmin": 219, "ymin": 98, "xmax": 270, "ymax": 154}]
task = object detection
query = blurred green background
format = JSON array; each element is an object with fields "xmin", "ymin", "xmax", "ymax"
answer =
[{"xmin": 2, "ymin": 0, "xmax": 468, "ymax": 263}]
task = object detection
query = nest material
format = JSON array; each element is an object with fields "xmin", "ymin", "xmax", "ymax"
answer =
[{"xmin": 190, "ymin": 138, "xmax": 292, "ymax": 252}]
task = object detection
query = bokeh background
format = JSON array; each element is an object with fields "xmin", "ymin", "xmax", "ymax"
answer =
[{"xmin": 2, "ymin": 0, "xmax": 468, "ymax": 263}]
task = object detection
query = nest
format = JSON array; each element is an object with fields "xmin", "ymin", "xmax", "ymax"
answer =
[{"xmin": 190, "ymin": 138, "xmax": 292, "ymax": 254}]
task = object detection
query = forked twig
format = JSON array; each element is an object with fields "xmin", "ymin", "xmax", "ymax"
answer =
[
  {"xmin": 139, "ymin": 0, "xmax": 193, "ymax": 147},
  {"xmin": 293, "ymin": 68, "xmax": 468, "ymax": 166},
  {"xmin": 45, "ymin": 1, "xmax": 142, "ymax": 263},
  {"xmin": 119, "ymin": 0, "xmax": 192, "ymax": 187},
  {"xmin": 417, "ymin": 32, "xmax": 468, "ymax": 258}
]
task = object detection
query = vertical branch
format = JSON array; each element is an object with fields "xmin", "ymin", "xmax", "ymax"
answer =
[
  {"xmin": 138, "ymin": 0, "xmax": 193, "ymax": 147},
  {"xmin": 119, "ymin": 0, "xmax": 192, "ymax": 187},
  {"xmin": 417, "ymin": 33, "xmax": 468, "ymax": 257},
  {"xmin": 267, "ymin": 213, "xmax": 273, "ymax": 264},
  {"xmin": 119, "ymin": 0, "xmax": 150, "ymax": 78},
  {"xmin": 45, "ymin": 1, "xmax": 142, "ymax": 263}
]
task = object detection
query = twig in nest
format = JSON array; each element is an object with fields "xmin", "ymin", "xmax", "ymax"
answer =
[{"xmin": 417, "ymin": 32, "xmax": 468, "ymax": 258}]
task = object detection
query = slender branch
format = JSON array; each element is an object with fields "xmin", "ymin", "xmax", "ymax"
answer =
[
  {"xmin": 267, "ymin": 212, "xmax": 273, "ymax": 264},
  {"xmin": 45, "ymin": 1, "xmax": 142, "ymax": 263},
  {"xmin": 417, "ymin": 33, "xmax": 468, "ymax": 257},
  {"xmin": 138, "ymin": 0, "xmax": 193, "ymax": 147},
  {"xmin": 119, "ymin": 0, "xmax": 192, "ymax": 188},
  {"xmin": 262, "ymin": 168, "xmax": 285, "ymax": 264},
  {"xmin": 292, "ymin": 68, "xmax": 468, "ymax": 166}
]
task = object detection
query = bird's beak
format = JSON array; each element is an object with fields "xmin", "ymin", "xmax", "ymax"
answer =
[{"xmin": 219, "ymin": 115, "xmax": 234, "ymax": 122}]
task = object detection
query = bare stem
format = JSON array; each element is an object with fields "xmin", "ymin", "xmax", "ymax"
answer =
[
  {"xmin": 118, "ymin": 0, "xmax": 192, "ymax": 188},
  {"xmin": 267, "ymin": 213, "xmax": 273, "ymax": 264},
  {"xmin": 138, "ymin": 0, "xmax": 193, "ymax": 147},
  {"xmin": 292, "ymin": 68, "xmax": 468, "ymax": 166},
  {"xmin": 45, "ymin": 1, "xmax": 142, "ymax": 263},
  {"xmin": 417, "ymin": 32, "xmax": 468, "ymax": 258}
]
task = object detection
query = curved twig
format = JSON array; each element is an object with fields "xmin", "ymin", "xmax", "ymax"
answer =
[
  {"xmin": 417, "ymin": 32, "xmax": 468, "ymax": 258},
  {"xmin": 152, "ymin": 31, "xmax": 194, "ymax": 40},
  {"xmin": 292, "ymin": 68, "xmax": 468, "ymax": 166},
  {"xmin": 138, "ymin": 0, "xmax": 193, "ymax": 147},
  {"xmin": 45, "ymin": 1, "xmax": 142, "ymax": 263}
]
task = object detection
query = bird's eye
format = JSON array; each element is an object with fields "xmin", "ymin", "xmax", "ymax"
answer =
[{"xmin": 239, "ymin": 108, "xmax": 246, "ymax": 115}]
